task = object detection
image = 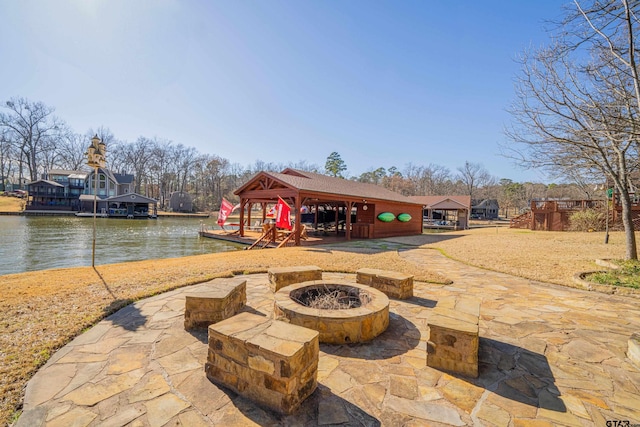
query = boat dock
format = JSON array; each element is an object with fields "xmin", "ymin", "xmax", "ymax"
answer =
[{"xmin": 198, "ymin": 225, "xmax": 347, "ymax": 248}]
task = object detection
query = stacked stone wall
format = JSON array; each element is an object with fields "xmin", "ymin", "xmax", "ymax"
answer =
[
  {"xmin": 267, "ymin": 266, "xmax": 322, "ymax": 292},
  {"xmin": 356, "ymin": 268, "xmax": 414, "ymax": 299},
  {"xmin": 184, "ymin": 278, "xmax": 246, "ymax": 330},
  {"xmin": 426, "ymin": 296, "xmax": 480, "ymax": 378},
  {"xmin": 206, "ymin": 312, "xmax": 319, "ymax": 414}
]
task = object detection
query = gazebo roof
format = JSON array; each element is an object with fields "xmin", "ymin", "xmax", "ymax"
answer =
[
  {"xmin": 235, "ymin": 169, "xmax": 422, "ymax": 205},
  {"xmin": 409, "ymin": 195, "xmax": 471, "ymax": 210}
]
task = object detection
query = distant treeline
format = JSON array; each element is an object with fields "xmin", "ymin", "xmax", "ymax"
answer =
[{"xmin": 1, "ymin": 97, "xmax": 594, "ymax": 213}]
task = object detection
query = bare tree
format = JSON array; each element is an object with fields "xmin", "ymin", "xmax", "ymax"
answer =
[
  {"xmin": 505, "ymin": 0, "xmax": 640, "ymax": 259},
  {"xmin": 171, "ymin": 144, "xmax": 198, "ymax": 193},
  {"xmin": 0, "ymin": 97, "xmax": 64, "ymax": 181},
  {"xmin": 107, "ymin": 140, "xmax": 130, "ymax": 176},
  {"xmin": 404, "ymin": 163, "xmax": 453, "ymax": 195},
  {"xmin": 381, "ymin": 168, "xmax": 415, "ymax": 195},
  {"xmin": 57, "ymin": 133, "xmax": 90, "ymax": 171},
  {"xmin": 123, "ymin": 137, "xmax": 156, "ymax": 194},
  {"xmin": 206, "ymin": 155, "xmax": 230, "ymax": 203},
  {"xmin": 0, "ymin": 128, "xmax": 16, "ymax": 190},
  {"xmin": 456, "ymin": 161, "xmax": 493, "ymax": 202},
  {"xmin": 228, "ymin": 162, "xmax": 252, "ymax": 190},
  {"xmin": 285, "ymin": 160, "xmax": 320, "ymax": 173}
]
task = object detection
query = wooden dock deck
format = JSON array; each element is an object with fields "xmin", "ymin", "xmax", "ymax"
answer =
[{"xmin": 198, "ymin": 227, "xmax": 348, "ymax": 248}]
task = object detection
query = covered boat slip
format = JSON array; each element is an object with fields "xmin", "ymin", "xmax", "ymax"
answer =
[
  {"xmin": 231, "ymin": 169, "xmax": 424, "ymax": 247},
  {"xmin": 409, "ymin": 195, "xmax": 471, "ymax": 230},
  {"xmin": 78, "ymin": 193, "xmax": 158, "ymax": 218}
]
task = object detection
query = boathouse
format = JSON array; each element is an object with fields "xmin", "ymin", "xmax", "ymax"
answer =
[
  {"xmin": 234, "ymin": 169, "xmax": 424, "ymax": 246},
  {"xmin": 410, "ymin": 195, "xmax": 471, "ymax": 230}
]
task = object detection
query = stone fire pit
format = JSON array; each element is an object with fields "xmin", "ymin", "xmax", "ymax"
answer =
[{"xmin": 273, "ymin": 280, "xmax": 389, "ymax": 344}]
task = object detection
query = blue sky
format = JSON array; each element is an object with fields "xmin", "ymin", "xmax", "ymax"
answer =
[{"xmin": 0, "ymin": 1, "xmax": 566, "ymax": 182}]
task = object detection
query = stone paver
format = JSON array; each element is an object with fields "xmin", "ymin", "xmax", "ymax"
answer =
[{"xmin": 16, "ymin": 247, "xmax": 640, "ymax": 426}]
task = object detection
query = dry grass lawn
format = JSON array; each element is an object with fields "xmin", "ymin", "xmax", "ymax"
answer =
[
  {"xmin": 0, "ymin": 225, "xmax": 635, "ymax": 425},
  {"xmin": 420, "ymin": 226, "xmax": 630, "ymax": 287},
  {"xmin": 0, "ymin": 196, "xmax": 24, "ymax": 213}
]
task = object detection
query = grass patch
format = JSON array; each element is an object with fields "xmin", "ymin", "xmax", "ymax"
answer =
[
  {"xmin": 0, "ymin": 195, "xmax": 24, "ymax": 212},
  {"xmin": 587, "ymin": 260, "xmax": 640, "ymax": 289}
]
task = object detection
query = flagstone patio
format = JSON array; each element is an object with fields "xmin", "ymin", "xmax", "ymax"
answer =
[{"xmin": 16, "ymin": 248, "xmax": 640, "ymax": 426}]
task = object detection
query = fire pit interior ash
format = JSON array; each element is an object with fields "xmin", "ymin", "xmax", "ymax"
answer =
[
  {"xmin": 274, "ymin": 280, "xmax": 390, "ymax": 344},
  {"xmin": 291, "ymin": 285, "xmax": 371, "ymax": 310}
]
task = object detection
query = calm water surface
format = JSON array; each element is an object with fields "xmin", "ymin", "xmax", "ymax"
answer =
[{"xmin": 0, "ymin": 216, "xmax": 243, "ymax": 276}]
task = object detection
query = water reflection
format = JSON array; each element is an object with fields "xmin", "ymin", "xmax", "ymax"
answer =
[{"xmin": 0, "ymin": 216, "xmax": 243, "ymax": 276}]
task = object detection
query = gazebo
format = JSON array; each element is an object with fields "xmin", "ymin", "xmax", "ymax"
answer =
[
  {"xmin": 234, "ymin": 169, "xmax": 424, "ymax": 246},
  {"xmin": 410, "ymin": 195, "xmax": 471, "ymax": 230}
]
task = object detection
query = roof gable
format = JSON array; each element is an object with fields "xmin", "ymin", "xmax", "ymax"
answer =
[
  {"xmin": 473, "ymin": 199, "xmax": 499, "ymax": 208},
  {"xmin": 27, "ymin": 179, "xmax": 64, "ymax": 188},
  {"xmin": 431, "ymin": 198, "xmax": 469, "ymax": 210},
  {"xmin": 88, "ymin": 168, "xmax": 129, "ymax": 185},
  {"xmin": 409, "ymin": 195, "xmax": 471, "ymax": 209},
  {"xmin": 234, "ymin": 171, "xmax": 297, "ymax": 194}
]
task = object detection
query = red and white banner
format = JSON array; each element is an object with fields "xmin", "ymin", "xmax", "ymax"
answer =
[
  {"xmin": 275, "ymin": 197, "xmax": 292, "ymax": 230},
  {"xmin": 217, "ymin": 198, "xmax": 235, "ymax": 226}
]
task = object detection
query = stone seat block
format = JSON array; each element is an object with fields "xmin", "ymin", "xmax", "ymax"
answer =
[
  {"xmin": 184, "ymin": 278, "xmax": 246, "ymax": 330},
  {"xmin": 268, "ymin": 265, "xmax": 322, "ymax": 292},
  {"xmin": 206, "ymin": 312, "xmax": 319, "ymax": 415},
  {"xmin": 356, "ymin": 268, "xmax": 414, "ymax": 299},
  {"xmin": 427, "ymin": 296, "xmax": 480, "ymax": 378}
]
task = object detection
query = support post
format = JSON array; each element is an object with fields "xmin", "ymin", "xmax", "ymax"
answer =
[
  {"xmin": 346, "ymin": 201, "xmax": 353, "ymax": 240},
  {"xmin": 92, "ymin": 165, "xmax": 98, "ymax": 267},
  {"xmin": 295, "ymin": 196, "xmax": 301, "ymax": 246},
  {"xmin": 239, "ymin": 198, "xmax": 246, "ymax": 237}
]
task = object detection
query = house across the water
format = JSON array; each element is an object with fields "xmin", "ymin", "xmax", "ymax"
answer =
[
  {"xmin": 26, "ymin": 168, "xmax": 157, "ymax": 218},
  {"xmin": 27, "ymin": 169, "xmax": 87, "ymax": 211}
]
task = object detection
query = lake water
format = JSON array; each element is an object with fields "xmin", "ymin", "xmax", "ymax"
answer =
[{"xmin": 0, "ymin": 215, "xmax": 244, "ymax": 276}]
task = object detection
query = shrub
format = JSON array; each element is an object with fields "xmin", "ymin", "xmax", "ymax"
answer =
[{"xmin": 568, "ymin": 208, "xmax": 605, "ymax": 232}]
